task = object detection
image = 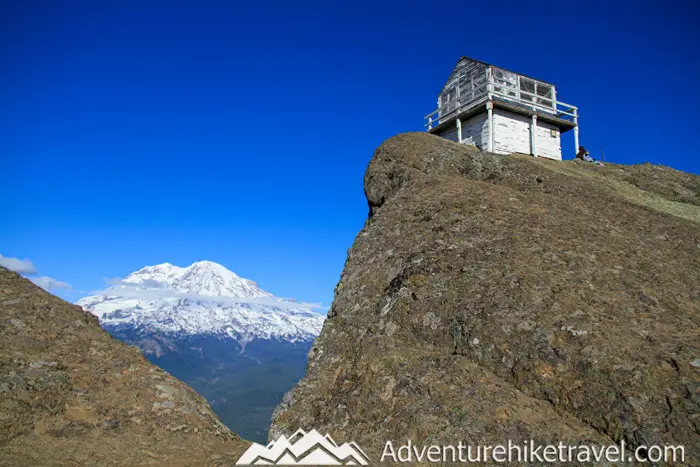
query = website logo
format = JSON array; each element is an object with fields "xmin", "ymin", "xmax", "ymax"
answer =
[{"xmin": 236, "ymin": 428, "xmax": 370, "ymax": 465}]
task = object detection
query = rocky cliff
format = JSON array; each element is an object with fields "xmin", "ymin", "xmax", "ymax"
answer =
[
  {"xmin": 0, "ymin": 268, "xmax": 249, "ymax": 466},
  {"xmin": 271, "ymin": 133, "xmax": 700, "ymax": 462}
]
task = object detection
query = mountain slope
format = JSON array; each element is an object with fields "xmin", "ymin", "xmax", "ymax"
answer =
[
  {"xmin": 0, "ymin": 266, "xmax": 249, "ymax": 466},
  {"xmin": 270, "ymin": 133, "xmax": 700, "ymax": 463},
  {"xmin": 78, "ymin": 261, "xmax": 325, "ymax": 442}
]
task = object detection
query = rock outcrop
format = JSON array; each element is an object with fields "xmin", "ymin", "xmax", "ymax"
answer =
[
  {"xmin": 271, "ymin": 133, "xmax": 699, "ymax": 463},
  {"xmin": 0, "ymin": 268, "xmax": 249, "ymax": 466}
]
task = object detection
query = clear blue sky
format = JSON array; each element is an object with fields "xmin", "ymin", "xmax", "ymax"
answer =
[{"xmin": 2, "ymin": 0, "xmax": 699, "ymax": 306}]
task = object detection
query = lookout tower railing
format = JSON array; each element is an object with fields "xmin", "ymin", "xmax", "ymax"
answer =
[{"xmin": 424, "ymin": 70, "xmax": 578, "ymax": 131}]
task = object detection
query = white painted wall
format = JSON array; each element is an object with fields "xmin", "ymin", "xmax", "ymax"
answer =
[
  {"xmin": 460, "ymin": 114, "xmax": 488, "ymax": 149},
  {"xmin": 535, "ymin": 120, "xmax": 562, "ymax": 160},
  {"xmin": 441, "ymin": 126, "xmax": 459, "ymax": 143},
  {"xmin": 492, "ymin": 109, "xmax": 530, "ymax": 155},
  {"xmin": 436, "ymin": 107, "xmax": 563, "ymax": 160}
]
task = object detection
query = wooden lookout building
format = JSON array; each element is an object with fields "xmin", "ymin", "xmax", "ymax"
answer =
[{"xmin": 424, "ymin": 57, "xmax": 579, "ymax": 160}]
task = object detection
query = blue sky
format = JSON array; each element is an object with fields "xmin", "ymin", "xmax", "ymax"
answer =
[{"xmin": 2, "ymin": 0, "xmax": 699, "ymax": 306}]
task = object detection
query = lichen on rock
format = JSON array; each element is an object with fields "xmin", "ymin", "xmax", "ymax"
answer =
[{"xmin": 272, "ymin": 133, "xmax": 700, "ymax": 464}]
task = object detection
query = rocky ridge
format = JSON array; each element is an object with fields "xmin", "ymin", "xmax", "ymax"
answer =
[
  {"xmin": 271, "ymin": 133, "xmax": 700, "ymax": 464},
  {"xmin": 0, "ymin": 267, "xmax": 249, "ymax": 466}
]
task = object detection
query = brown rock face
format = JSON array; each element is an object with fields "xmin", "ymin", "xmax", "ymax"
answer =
[
  {"xmin": 271, "ymin": 133, "xmax": 700, "ymax": 463},
  {"xmin": 0, "ymin": 268, "xmax": 250, "ymax": 466}
]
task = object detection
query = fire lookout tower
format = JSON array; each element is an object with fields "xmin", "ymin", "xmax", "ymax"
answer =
[{"xmin": 424, "ymin": 57, "xmax": 579, "ymax": 160}]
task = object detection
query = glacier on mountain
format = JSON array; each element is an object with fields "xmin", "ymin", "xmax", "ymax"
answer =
[{"xmin": 77, "ymin": 260, "xmax": 325, "ymax": 345}]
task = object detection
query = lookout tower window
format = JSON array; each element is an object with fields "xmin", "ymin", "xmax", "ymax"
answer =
[
  {"xmin": 493, "ymin": 68, "xmax": 518, "ymax": 97},
  {"xmin": 519, "ymin": 77, "xmax": 535, "ymax": 102},
  {"xmin": 536, "ymin": 83, "xmax": 553, "ymax": 108},
  {"xmin": 441, "ymin": 88, "xmax": 457, "ymax": 114},
  {"xmin": 512, "ymin": 77, "xmax": 553, "ymax": 108},
  {"xmin": 459, "ymin": 81, "xmax": 473, "ymax": 101}
]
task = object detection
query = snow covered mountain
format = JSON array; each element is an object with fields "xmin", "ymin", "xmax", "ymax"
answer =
[
  {"xmin": 76, "ymin": 261, "xmax": 326, "ymax": 442},
  {"xmin": 116, "ymin": 261, "xmax": 272, "ymax": 298},
  {"xmin": 77, "ymin": 260, "xmax": 324, "ymax": 345}
]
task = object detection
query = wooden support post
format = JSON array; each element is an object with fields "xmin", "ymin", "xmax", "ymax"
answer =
[
  {"xmin": 486, "ymin": 67, "xmax": 495, "ymax": 153},
  {"xmin": 436, "ymin": 97, "xmax": 441, "ymax": 128},
  {"xmin": 456, "ymin": 118, "xmax": 462, "ymax": 144},
  {"xmin": 531, "ymin": 113, "xmax": 538, "ymax": 157},
  {"xmin": 573, "ymin": 111, "xmax": 580, "ymax": 158},
  {"xmin": 486, "ymin": 100, "xmax": 494, "ymax": 153}
]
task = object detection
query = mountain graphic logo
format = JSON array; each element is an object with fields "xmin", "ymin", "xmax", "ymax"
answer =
[{"xmin": 235, "ymin": 428, "xmax": 370, "ymax": 465}]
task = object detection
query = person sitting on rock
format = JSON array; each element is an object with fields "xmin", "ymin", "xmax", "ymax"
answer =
[{"xmin": 575, "ymin": 146, "xmax": 604, "ymax": 165}]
